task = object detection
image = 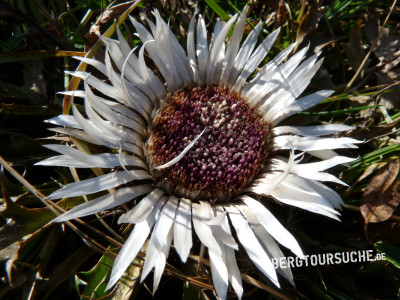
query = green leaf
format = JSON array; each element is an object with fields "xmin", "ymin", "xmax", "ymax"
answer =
[
  {"xmin": 0, "ymin": 131, "xmax": 55, "ymax": 164},
  {"xmin": 0, "ymin": 50, "xmax": 85, "ymax": 64},
  {"xmin": 327, "ymin": 286, "xmax": 357, "ymax": 300},
  {"xmin": 205, "ymin": 0, "xmax": 230, "ymax": 20},
  {"xmin": 0, "ymin": 104, "xmax": 61, "ymax": 116},
  {"xmin": 351, "ymin": 144, "xmax": 400, "ymax": 169},
  {"xmin": 375, "ymin": 242, "xmax": 400, "ymax": 269},
  {"xmin": 343, "ymin": 144, "xmax": 400, "ymax": 184},
  {"xmin": 79, "ymin": 251, "xmax": 114, "ymax": 299},
  {"xmin": 40, "ymin": 245, "xmax": 95, "ymax": 299},
  {"xmin": 301, "ymin": 279, "xmax": 335, "ymax": 300},
  {"xmin": 325, "ymin": 0, "xmax": 353, "ymax": 19},
  {"xmin": 0, "ymin": 80, "xmax": 49, "ymax": 106},
  {"xmin": 0, "ymin": 194, "xmax": 54, "ymax": 250}
]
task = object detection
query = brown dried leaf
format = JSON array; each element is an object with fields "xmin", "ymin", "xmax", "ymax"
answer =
[
  {"xmin": 276, "ymin": 0, "xmax": 287, "ymax": 27},
  {"xmin": 265, "ymin": 0, "xmax": 279, "ymax": 10},
  {"xmin": 85, "ymin": 1, "xmax": 139, "ymax": 50},
  {"xmin": 295, "ymin": 6, "xmax": 322, "ymax": 46},
  {"xmin": 345, "ymin": 19, "xmax": 366, "ymax": 75},
  {"xmin": 376, "ymin": 67, "xmax": 400, "ymax": 109},
  {"xmin": 366, "ymin": 12, "xmax": 400, "ymax": 64},
  {"xmin": 365, "ymin": 10, "xmax": 400, "ymax": 109},
  {"xmin": 360, "ymin": 159, "xmax": 400, "ymax": 223},
  {"xmin": 351, "ymin": 116, "xmax": 400, "ymax": 141}
]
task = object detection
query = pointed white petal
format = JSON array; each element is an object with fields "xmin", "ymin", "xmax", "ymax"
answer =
[
  {"xmin": 38, "ymin": 144, "xmax": 147, "ymax": 169},
  {"xmin": 187, "ymin": 11, "xmax": 199, "ymax": 82},
  {"xmin": 286, "ymin": 174, "xmax": 345, "ymax": 208},
  {"xmin": 206, "ymin": 14, "xmax": 238, "ymax": 84},
  {"xmin": 241, "ymin": 196, "xmax": 304, "ymax": 258},
  {"xmin": 192, "ymin": 202, "xmax": 223, "ymax": 257},
  {"xmin": 244, "ymin": 42, "xmax": 297, "ymax": 95},
  {"xmin": 45, "ymin": 114, "xmax": 80, "ymax": 129},
  {"xmin": 71, "ymin": 72, "xmax": 124, "ymax": 103},
  {"xmin": 106, "ymin": 195, "xmax": 167, "ymax": 290},
  {"xmin": 225, "ymin": 205, "xmax": 280, "ymax": 287},
  {"xmin": 84, "ymin": 98, "xmax": 144, "ymax": 153},
  {"xmin": 53, "ymin": 185, "xmax": 152, "ymax": 222},
  {"xmin": 145, "ymin": 16, "xmax": 156, "ymax": 34},
  {"xmin": 206, "ymin": 209, "xmax": 227, "ymax": 226},
  {"xmin": 225, "ymin": 247, "xmax": 243, "ymax": 299},
  {"xmin": 85, "ymin": 83, "xmax": 144, "ymax": 135},
  {"xmin": 308, "ymin": 149, "xmax": 339, "ymax": 161},
  {"xmin": 263, "ymin": 55, "xmax": 324, "ymax": 120},
  {"xmin": 221, "ymin": 7, "xmax": 247, "ymax": 84},
  {"xmin": 64, "ymin": 70, "xmax": 89, "ymax": 80},
  {"xmin": 273, "ymin": 135, "xmax": 361, "ymax": 152},
  {"xmin": 73, "ymin": 56, "xmax": 107, "ymax": 75},
  {"xmin": 290, "ymin": 156, "xmax": 355, "ymax": 185},
  {"xmin": 232, "ymin": 28, "xmax": 280, "ymax": 91},
  {"xmin": 211, "ymin": 206, "xmax": 238, "ymax": 250},
  {"xmin": 153, "ymin": 196, "xmax": 179, "ymax": 248},
  {"xmin": 152, "ymin": 225, "xmax": 174, "ymax": 293},
  {"xmin": 115, "ymin": 50, "xmax": 152, "ymax": 113},
  {"xmin": 141, "ymin": 197, "xmax": 177, "ymax": 289},
  {"xmin": 211, "ymin": 20, "xmax": 223, "ymax": 49},
  {"xmin": 273, "ymin": 124, "xmax": 354, "ymax": 137},
  {"xmin": 114, "ymin": 40, "xmax": 163, "ymax": 104},
  {"xmin": 209, "ymin": 249, "xmax": 228, "ymax": 300},
  {"xmin": 72, "ymin": 105, "xmax": 135, "ymax": 153},
  {"xmin": 304, "ymin": 179, "xmax": 344, "ymax": 208},
  {"xmin": 35, "ymin": 155, "xmax": 90, "ymax": 168},
  {"xmin": 99, "ymin": 37, "xmax": 127, "ymax": 72},
  {"xmin": 116, "ymin": 25, "xmax": 133, "ymax": 56},
  {"xmin": 294, "ymin": 170, "xmax": 349, "ymax": 186},
  {"xmin": 246, "ymin": 44, "xmax": 309, "ymax": 107},
  {"xmin": 130, "ymin": 16, "xmax": 181, "ymax": 90},
  {"xmin": 136, "ymin": 45, "xmax": 162, "ymax": 102},
  {"xmin": 119, "ymin": 50, "xmax": 152, "ymax": 122},
  {"xmin": 48, "ymin": 170, "xmax": 152, "ymax": 200},
  {"xmin": 153, "ymin": 10, "xmax": 193, "ymax": 84},
  {"xmin": 237, "ymin": 204, "xmax": 294, "ymax": 284},
  {"xmin": 174, "ymin": 198, "xmax": 192, "ymax": 263},
  {"xmin": 292, "ymin": 156, "xmax": 356, "ymax": 173},
  {"xmin": 278, "ymin": 175, "xmax": 341, "ymax": 212},
  {"xmin": 271, "ymin": 90, "xmax": 334, "ymax": 125},
  {"xmin": 85, "ymin": 74, "xmax": 124, "ymax": 102},
  {"xmin": 101, "ymin": 98, "xmax": 146, "ymax": 127},
  {"xmin": 106, "ymin": 222, "xmax": 150, "ymax": 290},
  {"xmin": 57, "ymin": 90, "xmax": 86, "ymax": 98},
  {"xmin": 118, "ymin": 188, "xmax": 166, "ymax": 224},
  {"xmin": 271, "ymin": 185, "xmax": 341, "ymax": 220},
  {"xmin": 48, "ymin": 127, "xmax": 99, "ymax": 146},
  {"xmin": 227, "ymin": 22, "xmax": 262, "ymax": 86},
  {"xmin": 196, "ymin": 14, "xmax": 208, "ymax": 83}
]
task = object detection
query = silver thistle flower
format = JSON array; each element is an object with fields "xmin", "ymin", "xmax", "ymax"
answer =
[{"xmin": 38, "ymin": 7, "xmax": 360, "ymax": 299}]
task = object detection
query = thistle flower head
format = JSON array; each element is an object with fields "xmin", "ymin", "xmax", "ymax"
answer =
[{"xmin": 38, "ymin": 6, "xmax": 360, "ymax": 299}]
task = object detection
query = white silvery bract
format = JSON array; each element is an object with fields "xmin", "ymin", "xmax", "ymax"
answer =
[{"xmin": 37, "ymin": 6, "xmax": 360, "ymax": 300}]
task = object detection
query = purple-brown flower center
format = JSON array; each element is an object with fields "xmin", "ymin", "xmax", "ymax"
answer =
[{"xmin": 146, "ymin": 84, "xmax": 271, "ymax": 202}]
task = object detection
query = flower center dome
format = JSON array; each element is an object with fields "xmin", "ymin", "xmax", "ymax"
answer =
[{"xmin": 146, "ymin": 84, "xmax": 271, "ymax": 202}]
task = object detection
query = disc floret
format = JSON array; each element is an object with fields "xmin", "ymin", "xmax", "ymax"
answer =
[{"xmin": 146, "ymin": 84, "xmax": 271, "ymax": 202}]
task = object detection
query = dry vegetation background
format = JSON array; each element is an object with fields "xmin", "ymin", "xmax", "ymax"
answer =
[{"xmin": 0, "ymin": 0, "xmax": 400, "ymax": 299}]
